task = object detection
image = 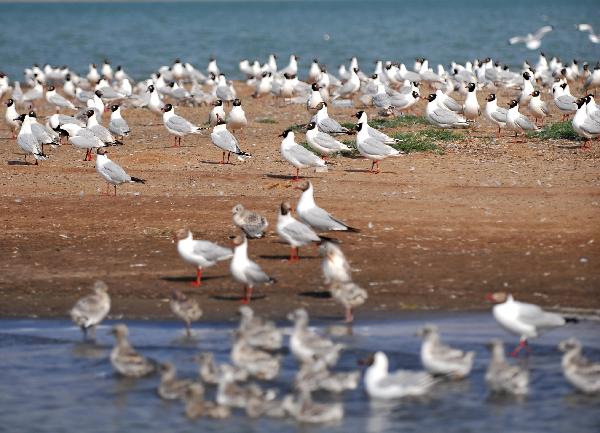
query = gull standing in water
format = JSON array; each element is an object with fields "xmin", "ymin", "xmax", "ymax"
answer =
[
  {"xmin": 184, "ymin": 383, "xmax": 231, "ymax": 419},
  {"xmin": 484, "ymin": 94, "xmax": 508, "ymax": 138},
  {"xmin": 210, "ymin": 117, "xmax": 251, "ymax": 163},
  {"xmin": 161, "ymin": 103, "xmax": 204, "ymax": 147},
  {"xmin": 355, "ymin": 122, "xmax": 402, "ymax": 173},
  {"xmin": 173, "ymin": 228, "xmax": 232, "ymax": 287},
  {"xmin": 330, "ymin": 281, "xmax": 367, "ymax": 323},
  {"xmin": 158, "ymin": 362, "xmax": 193, "ymax": 400},
  {"xmin": 95, "ymin": 148, "xmax": 145, "ymax": 195},
  {"xmin": 416, "ymin": 324, "xmax": 475, "ymax": 379},
  {"xmin": 170, "ymin": 290, "xmax": 203, "ymax": 337},
  {"xmin": 296, "ymin": 181, "xmax": 359, "ymax": 232},
  {"xmin": 288, "ymin": 308, "xmax": 343, "ymax": 366},
  {"xmin": 109, "ymin": 324, "xmax": 155, "ymax": 377},
  {"xmin": 279, "ymin": 129, "xmax": 326, "ymax": 181},
  {"xmin": 276, "ymin": 202, "xmax": 321, "ymax": 262},
  {"xmin": 70, "ymin": 280, "xmax": 111, "ymax": 341},
  {"xmin": 230, "ymin": 235, "xmax": 276, "ymax": 303},
  {"xmin": 232, "ymin": 204, "xmax": 268, "ymax": 239},
  {"xmin": 487, "ymin": 292, "xmax": 578, "ymax": 356},
  {"xmin": 485, "ymin": 339, "xmax": 529, "ymax": 396},
  {"xmin": 362, "ymin": 351, "xmax": 436, "ymax": 399},
  {"xmin": 558, "ymin": 338, "xmax": 600, "ymax": 394}
]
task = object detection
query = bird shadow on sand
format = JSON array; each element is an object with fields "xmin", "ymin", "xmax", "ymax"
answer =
[
  {"xmin": 199, "ymin": 160, "xmax": 237, "ymax": 165},
  {"xmin": 259, "ymin": 254, "xmax": 320, "ymax": 261},
  {"xmin": 298, "ymin": 290, "xmax": 332, "ymax": 299},
  {"xmin": 210, "ymin": 294, "xmax": 267, "ymax": 302},
  {"xmin": 160, "ymin": 275, "xmax": 227, "ymax": 283},
  {"xmin": 265, "ymin": 174, "xmax": 319, "ymax": 181},
  {"xmin": 7, "ymin": 160, "xmax": 29, "ymax": 166}
]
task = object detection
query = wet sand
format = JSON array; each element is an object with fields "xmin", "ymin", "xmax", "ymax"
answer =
[{"xmin": 0, "ymin": 82, "xmax": 598, "ymax": 321}]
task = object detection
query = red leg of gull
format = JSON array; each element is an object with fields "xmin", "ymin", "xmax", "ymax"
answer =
[
  {"xmin": 220, "ymin": 152, "xmax": 225, "ymax": 164},
  {"xmin": 227, "ymin": 152, "xmax": 231, "ymax": 164},
  {"xmin": 241, "ymin": 286, "xmax": 253, "ymax": 304},
  {"xmin": 289, "ymin": 247, "xmax": 299, "ymax": 262},
  {"xmin": 191, "ymin": 268, "xmax": 203, "ymax": 287},
  {"xmin": 292, "ymin": 167, "xmax": 300, "ymax": 182},
  {"xmin": 345, "ymin": 307, "xmax": 354, "ymax": 323},
  {"xmin": 510, "ymin": 339, "xmax": 530, "ymax": 357},
  {"xmin": 171, "ymin": 136, "xmax": 177, "ymax": 148},
  {"xmin": 113, "ymin": 185, "xmax": 117, "ymax": 196}
]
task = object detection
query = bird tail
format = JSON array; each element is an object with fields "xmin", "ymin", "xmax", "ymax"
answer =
[
  {"xmin": 236, "ymin": 150, "xmax": 252, "ymax": 157},
  {"xmin": 34, "ymin": 152, "xmax": 49, "ymax": 161},
  {"xmin": 110, "ymin": 139, "xmax": 124, "ymax": 146},
  {"xmin": 346, "ymin": 226, "xmax": 361, "ymax": 233},
  {"xmin": 318, "ymin": 235, "xmax": 340, "ymax": 244},
  {"xmin": 130, "ymin": 176, "xmax": 146, "ymax": 184},
  {"xmin": 564, "ymin": 317, "xmax": 579, "ymax": 324}
]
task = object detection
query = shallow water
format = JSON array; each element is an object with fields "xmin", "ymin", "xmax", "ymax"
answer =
[
  {"xmin": 0, "ymin": 312, "xmax": 599, "ymax": 433},
  {"xmin": 0, "ymin": 0, "xmax": 598, "ymax": 81}
]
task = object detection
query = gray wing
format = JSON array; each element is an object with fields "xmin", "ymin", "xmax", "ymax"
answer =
[
  {"xmin": 211, "ymin": 129, "xmax": 240, "ymax": 153},
  {"xmin": 109, "ymin": 118, "xmax": 130, "ymax": 136},
  {"xmin": 288, "ymin": 144, "xmax": 324, "ymax": 166},
  {"xmin": 517, "ymin": 303, "xmax": 565, "ymax": 328},
  {"xmin": 31, "ymin": 124, "xmax": 55, "ymax": 144},
  {"xmin": 301, "ymin": 206, "xmax": 348, "ymax": 231},
  {"xmin": 244, "ymin": 261, "xmax": 271, "ymax": 285},
  {"xmin": 101, "ymin": 160, "xmax": 131, "ymax": 183},
  {"xmin": 390, "ymin": 94, "xmax": 414, "ymax": 109},
  {"xmin": 72, "ymin": 294, "xmax": 105, "ymax": 318},
  {"xmin": 491, "ymin": 109, "xmax": 508, "ymax": 123},
  {"xmin": 283, "ymin": 220, "xmax": 321, "ymax": 243},
  {"xmin": 318, "ymin": 117, "xmax": 348, "ymax": 134},
  {"xmin": 192, "ymin": 240, "xmax": 232, "ymax": 261},
  {"xmin": 368, "ymin": 126, "xmax": 396, "ymax": 144},
  {"xmin": 382, "ymin": 370, "xmax": 433, "ymax": 388},
  {"xmin": 359, "ymin": 137, "xmax": 397, "ymax": 157},
  {"xmin": 555, "ymin": 95, "xmax": 576, "ymax": 111},
  {"xmin": 18, "ymin": 133, "xmax": 42, "ymax": 154},
  {"xmin": 167, "ymin": 115, "xmax": 197, "ymax": 134},
  {"xmin": 49, "ymin": 93, "xmax": 74, "ymax": 108},
  {"xmin": 581, "ymin": 118, "xmax": 600, "ymax": 135},
  {"xmin": 373, "ymin": 93, "xmax": 391, "ymax": 108},
  {"xmin": 430, "ymin": 108, "xmax": 466, "ymax": 126},
  {"xmin": 23, "ymin": 88, "xmax": 42, "ymax": 101},
  {"xmin": 70, "ymin": 134, "xmax": 102, "ymax": 149},
  {"xmin": 216, "ymin": 85, "xmax": 234, "ymax": 101},
  {"xmin": 90, "ymin": 124, "xmax": 116, "ymax": 143},
  {"xmin": 515, "ymin": 115, "xmax": 537, "ymax": 131},
  {"xmin": 56, "ymin": 114, "xmax": 84, "ymax": 127},
  {"xmin": 239, "ymin": 212, "xmax": 268, "ymax": 237},
  {"xmin": 442, "ymin": 97, "xmax": 463, "ymax": 112},
  {"xmin": 312, "ymin": 132, "xmax": 346, "ymax": 151}
]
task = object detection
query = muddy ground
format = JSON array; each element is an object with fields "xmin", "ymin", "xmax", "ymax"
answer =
[{"xmin": 0, "ymin": 82, "xmax": 598, "ymax": 323}]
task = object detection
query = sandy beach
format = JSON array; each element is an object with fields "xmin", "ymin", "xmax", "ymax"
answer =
[{"xmin": 1, "ymin": 83, "xmax": 599, "ymax": 321}]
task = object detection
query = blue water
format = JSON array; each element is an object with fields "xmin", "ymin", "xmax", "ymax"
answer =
[
  {"xmin": 0, "ymin": 313, "xmax": 599, "ymax": 433},
  {"xmin": 0, "ymin": 0, "xmax": 598, "ymax": 81}
]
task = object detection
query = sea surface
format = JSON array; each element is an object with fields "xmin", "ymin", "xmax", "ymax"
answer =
[
  {"xmin": 0, "ymin": 312, "xmax": 599, "ymax": 433},
  {"xmin": 0, "ymin": 0, "xmax": 598, "ymax": 81}
]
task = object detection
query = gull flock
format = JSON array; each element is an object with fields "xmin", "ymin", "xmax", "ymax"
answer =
[{"xmin": 3, "ymin": 24, "xmax": 600, "ymax": 424}]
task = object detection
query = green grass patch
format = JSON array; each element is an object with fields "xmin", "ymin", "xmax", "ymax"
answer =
[
  {"xmin": 528, "ymin": 121, "xmax": 578, "ymax": 140},
  {"xmin": 287, "ymin": 123, "xmax": 307, "ymax": 132},
  {"xmin": 391, "ymin": 128, "xmax": 463, "ymax": 153},
  {"xmin": 370, "ymin": 115, "xmax": 429, "ymax": 129},
  {"xmin": 255, "ymin": 117, "xmax": 278, "ymax": 124},
  {"xmin": 340, "ymin": 122, "xmax": 357, "ymax": 130}
]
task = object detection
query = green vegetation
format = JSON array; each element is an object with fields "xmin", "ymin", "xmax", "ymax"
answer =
[
  {"xmin": 255, "ymin": 117, "xmax": 278, "ymax": 124},
  {"xmin": 528, "ymin": 121, "xmax": 579, "ymax": 140},
  {"xmin": 391, "ymin": 128, "xmax": 463, "ymax": 153},
  {"xmin": 287, "ymin": 123, "xmax": 307, "ymax": 132}
]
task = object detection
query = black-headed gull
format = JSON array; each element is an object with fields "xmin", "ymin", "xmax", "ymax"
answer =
[
  {"xmin": 487, "ymin": 292, "xmax": 578, "ymax": 356},
  {"xmin": 355, "ymin": 122, "xmax": 402, "ymax": 173},
  {"xmin": 69, "ymin": 280, "xmax": 110, "ymax": 341},
  {"xmin": 209, "ymin": 99, "xmax": 225, "ymax": 126},
  {"xmin": 173, "ymin": 228, "xmax": 233, "ymax": 287},
  {"xmin": 276, "ymin": 202, "xmax": 321, "ymax": 262},
  {"xmin": 330, "ymin": 281, "xmax": 367, "ymax": 323},
  {"xmin": 279, "ymin": 129, "xmax": 326, "ymax": 181},
  {"xmin": 484, "ymin": 94, "xmax": 508, "ymax": 138},
  {"xmin": 5, "ymin": 98, "xmax": 20, "ymax": 138},
  {"xmin": 211, "ymin": 117, "xmax": 251, "ymax": 164},
  {"xmin": 15, "ymin": 113, "xmax": 48, "ymax": 164},
  {"xmin": 311, "ymin": 102, "xmax": 349, "ymax": 134},
  {"xmin": 296, "ymin": 181, "xmax": 359, "ymax": 232},
  {"xmin": 95, "ymin": 148, "xmax": 145, "ymax": 195},
  {"xmin": 305, "ymin": 122, "xmax": 352, "ymax": 157},
  {"xmin": 425, "ymin": 93, "xmax": 469, "ymax": 128},
  {"xmin": 506, "ymin": 100, "xmax": 538, "ymax": 142},
  {"xmin": 528, "ymin": 90, "xmax": 549, "ymax": 126},
  {"xmin": 161, "ymin": 103, "xmax": 205, "ymax": 147},
  {"xmin": 108, "ymin": 104, "xmax": 130, "ymax": 140},
  {"xmin": 45, "ymin": 85, "xmax": 76, "ymax": 112},
  {"xmin": 573, "ymin": 98, "xmax": 600, "ymax": 148},
  {"xmin": 226, "ymin": 99, "xmax": 248, "ymax": 134}
]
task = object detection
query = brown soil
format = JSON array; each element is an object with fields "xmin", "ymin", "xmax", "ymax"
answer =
[{"xmin": 1, "ymin": 82, "xmax": 599, "ymax": 322}]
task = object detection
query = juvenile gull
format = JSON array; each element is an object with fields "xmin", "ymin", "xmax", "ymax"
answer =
[
  {"xmin": 558, "ymin": 337, "xmax": 600, "ymax": 394},
  {"xmin": 288, "ymin": 308, "xmax": 343, "ymax": 366},
  {"xmin": 95, "ymin": 148, "xmax": 145, "ymax": 196},
  {"xmin": 109, "ymin": 324, "xmax": 155, "ymax": 377},
  {"xmin": 69, "ymin": 280, "xmax": 111, "ymax": 340},
  {"xmin": 417, "ymin": 324, "xmax": 475, "ymax": 379},
  {"xmin": 217, "ymin": 365, "xmax": 276, "ymax": 409},
  {"xmin": 295, "ymin": 357, "xmax": 359, "ymax": 393},
  {"xmin": 170, "ymin": 290, "xmax": 203, "ymax": 337},
  {"xmin": 185, "ymin": 383, "xmax": 231, "ymax": 419},
  {"xmin": 158, "ymin": 362, "xmax": 193, "ymax": 400},
  {"xmin": 195, "ymin": 352, "xmax": 248, "ymax": 385},
  {"xmin": 237, "ymin": 305, "xmax": 283, "ymax": 351},
  {"xmin": 173, "ymin": 228, "xmax": 233, "ymax": 287},
  {"xmin": 320, "ymin": 241, "xmax": 352, "ymax": 285},
  {"xmin": 232, "ymin": 204, "xmax": 268, "ymax": 239},
  {"xmin": 282, "ymin": 386, "xmax": 344, "ymax": 424},
  {"xmin": 485, "ymin": 339, "xmax": 529, "ymax": 395},
  {"xmin": 330, "ymin": 281, "xmax": 367, "ymax": 323},
  {"xmin": 231, "ymin": 332, "xmax": 281, "ymax": 380}
]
